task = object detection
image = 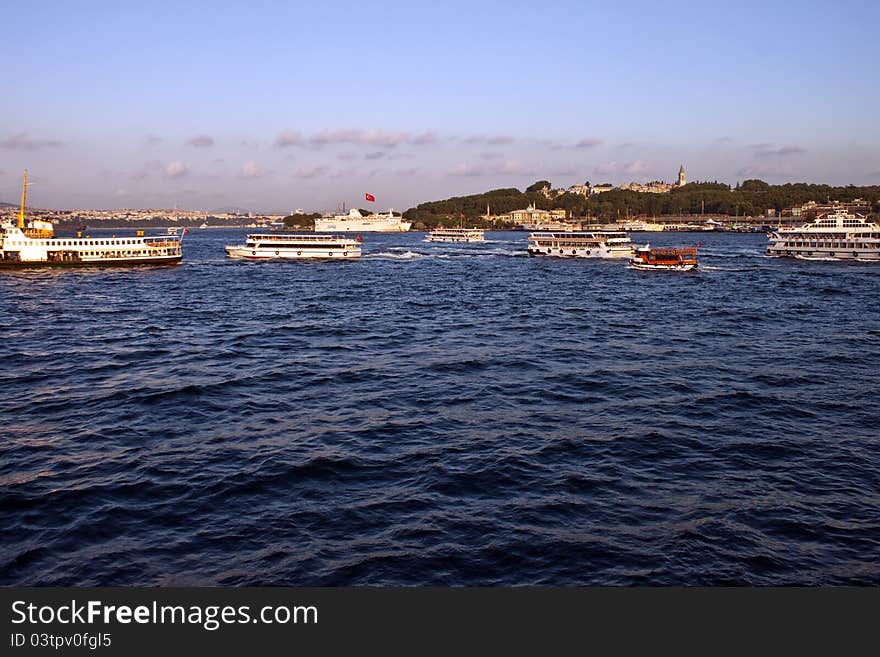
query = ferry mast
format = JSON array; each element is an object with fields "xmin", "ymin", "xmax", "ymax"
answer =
[{"xmin": 18, "ymin": 169, "xmax": 31, "ymax": 229}]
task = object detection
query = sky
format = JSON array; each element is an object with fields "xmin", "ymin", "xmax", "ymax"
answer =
[{"xmin": 1, "ymin": 0, "xmax": 879, "ymax": 212}]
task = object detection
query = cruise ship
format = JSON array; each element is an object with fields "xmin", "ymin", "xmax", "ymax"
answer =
[
  {"xmin": 766, "ymin": 210, "xmax": 880, "ymax": 261},
  {"xmin": 527, "ymin": 231, "xmax": 636, "ymax": 258},
  {"xmin": 0, "ymin": 171, "xmax": 183, "ymax": 267},
  {"xmin": 426, "ymin": 227, "xmax": 485, "ymax": 243},
  {"xmin": 314, "ymin": 208, "xmax": 411, "ymax": 233},
  {"xmin": 225, "ymin": 233, "xmax": 362, "ymax": 259}
]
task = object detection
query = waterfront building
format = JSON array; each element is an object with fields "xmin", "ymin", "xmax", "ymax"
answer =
[{"xmin": 590, "ymin": 184, "xmax": 615, "ymax": 196}]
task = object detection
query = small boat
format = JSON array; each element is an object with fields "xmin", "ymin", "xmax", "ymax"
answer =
[
  {"xmin": 426, "ymin": 227, "xmax": 485, "ymax": 243},
  {"xmin": 224, "ymin": 233, "xmax": 362, "ymax": 260},
  {"xmin": 199, "ymin": 222, "xmax": 208, "ymax": 230},
  {"xmin": 629, "ymin": 244, "xmax": 698, "ymax": 271}
]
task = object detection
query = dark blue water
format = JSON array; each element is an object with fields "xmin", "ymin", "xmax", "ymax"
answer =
[{"xmin": 1, "ymin": 230, "xmax": 878, "ymax": 585}]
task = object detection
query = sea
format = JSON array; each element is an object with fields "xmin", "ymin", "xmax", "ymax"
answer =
[{"xmin": 1, "ymin": 230, "xmax": 878, "ymax": 585}]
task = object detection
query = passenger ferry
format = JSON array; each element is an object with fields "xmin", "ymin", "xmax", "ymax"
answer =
[
  {"xmin": 765, "ymin": 210, "xmax": 880, "ymax": 261},
  {"xmin": 0, "ymin": 171, "xmax": 183, "ymax": 267},
  {"xmin": 629, "ymin": 245, "xmax": 698, "ymax": 271},
  {"xmin": 314, "ymin": 208, "xmax": 411, "ymax": 233},
  {"xmin": 526, "ymin": 231, "xmax": 636, "ymax": 258},
  {"xmin": 224, "ymin": 233, "xmax": 362, "ymax": 259},
  {"xmin": 426, "ymin": 227, "xmax": 485, "ymax": 243}
]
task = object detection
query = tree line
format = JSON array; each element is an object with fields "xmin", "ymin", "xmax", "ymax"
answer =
[{"xmin": 402, "ymin": 180, "xmax": 880, "ymax": 227}]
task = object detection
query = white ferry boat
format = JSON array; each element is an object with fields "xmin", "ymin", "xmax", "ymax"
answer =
[
  {"xmin": 314, "ymin": 208, "xmax": 411, "ymax": 233},
  {"xmin": 0, "ymin": 171, "xmax": 183, "ymax": 267},
  {"xmin": 224, "ymin": 233, "xmax": 362, "ymax": 260},
  {"xmin": 527, "ymin": 231, "xmax": 636, "ymax": 258},
  {"xmin": 766, "ymin": 210, "xmax": 880, "ymax": 261},
  {"xmin": 426, "ymin": 227, "xmax": 485, "ymax": 243},
  {"xmin": 621, "ymin": 220, "xmax": 665, "ymax": 232}
]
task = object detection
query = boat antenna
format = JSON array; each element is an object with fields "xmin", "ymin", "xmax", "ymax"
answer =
[{"xmin": 18, "ymin": 169, "xmax": 32, "ymax": 229}]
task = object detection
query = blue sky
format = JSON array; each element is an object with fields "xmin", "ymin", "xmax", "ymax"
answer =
[{"xmin": 1, "ymin": 0, "xmax": 878, "ymax": 211}]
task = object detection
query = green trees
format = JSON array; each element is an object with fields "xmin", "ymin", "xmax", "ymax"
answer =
[
  {"xmin": 402, "ymin": 180, "xmax": 880, "ymax": 226},
  {"xmin": 283, "ymin": 213, "xmax": 321, "ymax": 228},
  {"xmin": 525, "ymin": 180, "xmax": 552, "ymax": 193}
]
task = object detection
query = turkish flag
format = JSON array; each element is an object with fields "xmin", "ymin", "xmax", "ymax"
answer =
[{"xmin": 365, "ymin": 193, "xmax": 375, "ymax": 202}]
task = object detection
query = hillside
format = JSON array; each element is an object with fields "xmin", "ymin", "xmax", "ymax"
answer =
[{"xmin": 403, "ymin": 180, "xmax": 880, "ymax": 227}]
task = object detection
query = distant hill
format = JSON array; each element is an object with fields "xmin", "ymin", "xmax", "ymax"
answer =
[
  {"xmin": 404, "ymin": 180, "xmax": 880, "ymax": 225},
  {"xmin": 0, "ymin": 201, "xmax": 16, "ymax": 209},
  {"xmin": 210, "ymin": 206, "xmax": 251, "ymax": 215}
]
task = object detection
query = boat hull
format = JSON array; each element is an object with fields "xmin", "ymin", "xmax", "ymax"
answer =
[
  {"xmin": 765, "ymin": 248, "xmax": 880, "ymax": 261},
  {"xmin": 629, "ymin": 261, "xmax": 697, "ymax": 271},
  {"xmin": 225, "ymin": 246, "xmax": 361, "ymax": 260},
  {"xmin": 426, "ymin": 237, "xmax": 485, "ymax": 243},
  {"xmin": 527, "ymin": 246, "xmax": 633, "ymax": 258},
  {"xmin": 0, "ymin": 255, "xmax": 182, "ymax": 268}
]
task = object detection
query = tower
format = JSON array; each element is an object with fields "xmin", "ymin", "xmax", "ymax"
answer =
[{"xmin": 678, "ymin": 165, "xmax": 686, "ymax": 187}]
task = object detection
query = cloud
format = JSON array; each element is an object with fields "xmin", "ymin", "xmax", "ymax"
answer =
[
  {"xmin": 310, "ymin": 128, "xmax": 412, "ymax": 148},
  {"xmin": 293, "ymin": 165, "xmax": 329, "ymax": 179},
  {"xmin": 448, "ymin": 160, "xmax": 537, "ymax": 177},
  {"xmin": 623, "ymin": 160, "xmax": 648, "ymax": 174},
  {"xmin": 394, "ymin": 167, "xmax": 419, "ymax": 177},
  {"xmin": 749, "ymin": 143, "xmax": 807, "ymax": 157},
  {"xmin": 461, "ymin": 135, "xmax": 515, "ymax": 146},
  {"xmin": 0, "ymin": 132, "xmax": 64, "ymax": 150},
  {"xmin": 144, "ymin": 134, "xmax": 163, "ymax": 147},
  {"xmin": 187, "ymin": 134, "xmax": 215, "ymax": 147},
  {"xmin": 337, "ymin": 151, "xmax": 357, "ymax": 161},
  {"xmin": 275, "ymin": 130, "xmax": 304, "ymax": 148},
  {"xmin": 275, "ymin": 128, "xmax": 436, "ymax": 149},
  {"xmin": 240, "ymin": 161, "xmax": 271, "ymax": 179},
  {"xmin": 737, "ymin": 162, "xmax": 794, "ymax": 177},
  {"xmin": 752, "ymin": 144, "xmax": 806, "ymax": 157},
  {"xmin": 364, "ymin": 151, "xmax": 386, "ymax": 160},
  {"xmin": 594, "ymin": 162, "xmax": 618, "ymax": 175},
  {"xmin": 163, "ymin": 161, "xmax": 189, "ymax": 179},
  {"xmin": 409, "ymin": 131, "xmax": 438, "ymax": 145},
  {"xmin": 574, "ymin": 137, "xmax": 603, "ymax": 149},
  {"xmin": 479, "ymin": 152, "xmax": 503, "ymax": 160}
]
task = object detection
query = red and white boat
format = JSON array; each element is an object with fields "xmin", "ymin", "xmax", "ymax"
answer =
[{"xmin": 629, "ymin": 244, "xmax": 698, "ymax": 271}]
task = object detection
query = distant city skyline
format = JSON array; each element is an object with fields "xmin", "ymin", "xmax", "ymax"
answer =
[{"xmin": 2, "ymin": 0, "xmax": 879, "ymax": 211}]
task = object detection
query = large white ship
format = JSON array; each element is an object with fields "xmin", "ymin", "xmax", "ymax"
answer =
[
  {"xmin": 527, "ymin": 231, "xmax": 636, "ymax": 258},
  {"xmin": 766, "ymin": 210, "xmax": 880, "ymax": 261},
  {"xmin": 0, "ymin": 171, "xmax": 183, "ymax": 267},
  {"xmin": 314, "ymin": 208, "xmax": 411, "ymax": 233}
]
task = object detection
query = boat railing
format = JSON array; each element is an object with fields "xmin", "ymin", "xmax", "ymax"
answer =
[
  {"xmin": 143, "ymin": 236, "xmax": 182, "ymax": 248},
  {"xmin": 246, "ymin": 234, "xmax": 354, "ymax": 242}
]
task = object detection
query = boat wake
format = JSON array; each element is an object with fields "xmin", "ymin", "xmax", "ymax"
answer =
[{"xmin": 363, "ymin": 250, "xmax": 426, "ymax": 260}]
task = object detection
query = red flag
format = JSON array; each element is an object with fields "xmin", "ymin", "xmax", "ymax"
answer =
[
  {"xmin": 460, "ymin": 213, "xmax": 465, "ymax": 218},
  {"xmin": 365, "ymin": 193, "xmax": 375, "ymax": 202}
]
